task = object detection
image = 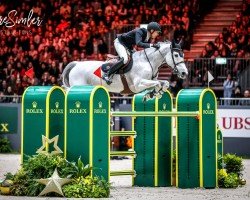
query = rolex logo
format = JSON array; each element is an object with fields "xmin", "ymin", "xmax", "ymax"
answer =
[
  {"xmin": 75, "ymin": 101, "xmax": 81, "ymax": 108},
  {"xmin": 163, "ymin": 103, "xmax": 167, "ymax": 110},
  {"xmin": 55, "ymin": 102, "xmax": 59, "ymax": 109},
  {"xmin": 207, "ymin": 103, "xmax": 210, "ymax": 110},
  {"xmin": 32, "ymin": 101, "xmax": 37, "ymax": 108},
  {"xmin": 98, "ymin": 101, "xmax": 102, "ymax": 108}
]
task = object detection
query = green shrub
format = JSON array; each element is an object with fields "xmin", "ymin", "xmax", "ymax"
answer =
[
  {"xmin": 218, "ymin": 154, "xmax": 245, "ymax": 188},
  {"xmin": 8, "ymin": 154, "xmax": 109, "ymax": 197},
  {"xmin": 224, "ymin": 173, "xmax": 239, "ymax": 188},
  {"xmin": 218, "ymin": 169, "xmax": 227, "ymax": 187},
  {"xmin": 63, "ymin": 176, "xmax": 110, "ymax": 198},
  {"xmin": 223, "ymin": 154, "xmax": 244, "ymax": 176},
  {"xmin": 0, "ymin": 137, "xmax": 12, "ymax": 153}
]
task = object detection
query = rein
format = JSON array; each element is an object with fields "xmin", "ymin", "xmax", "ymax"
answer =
[{"xmin": 144, "ymin": 47, "xmax": 166, "ymax": 80}]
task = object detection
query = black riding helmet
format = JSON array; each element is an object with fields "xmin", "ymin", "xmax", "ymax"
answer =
[{"xmin": 147, "ymin": 22, "xmax": 161, "ymax": 33}]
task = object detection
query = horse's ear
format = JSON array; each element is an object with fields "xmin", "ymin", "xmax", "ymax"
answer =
[
  {"xmin": 178, "ymin": 39, "xmax": 183, "ymax": 48},
  {"xmin": 171, "ymin": 40, "xmax": 176, "ymax": 48}
]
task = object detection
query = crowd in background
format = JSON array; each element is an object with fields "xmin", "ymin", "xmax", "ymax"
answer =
[
  {"xmin": 201, "ymin": 2, "xmax": 250, "ymax": 60},
  {"xmin": 0, "ymin": 0, "xmax": 249, "ymax": 103}
]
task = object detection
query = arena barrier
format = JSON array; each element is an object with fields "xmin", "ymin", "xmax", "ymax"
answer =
[
  {"xmin": 22, "ymin": 86, "xmax": 217, "ymax": 188},
  {"xmin": 65, "ymin": 86, "xmax": 110, "ymax": 181},
  {"xmin": 111, "ymin": 90, "xmax": 173, "ymax": 187},
  {"xmin": 176, "ymin": 89, "xmax": 217, "ymax": 188},
  {"xmin": 21, "ymin": 86, "xmax": 65, "ymax": 162},
  {"xmin": 217, "ymin": 128, "xmax": 223, "ymax": 169}
]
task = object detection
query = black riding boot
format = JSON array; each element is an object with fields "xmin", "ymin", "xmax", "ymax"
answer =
[{"xmin": 102, "ymin": 58, "xmax": 124, "ymax": 85}]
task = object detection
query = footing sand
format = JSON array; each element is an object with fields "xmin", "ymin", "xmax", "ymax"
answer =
[{"xmin": 0, "ymin": 154, "xmax": 249, "ymax": 200}]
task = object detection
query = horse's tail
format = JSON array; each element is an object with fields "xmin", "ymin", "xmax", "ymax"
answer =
[{"xmin": 61, "ymin": 61, "xmax": 77, "ymax": 89}]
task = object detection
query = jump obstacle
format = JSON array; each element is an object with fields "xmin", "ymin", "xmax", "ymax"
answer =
[{"xmin": 22, "ymin": 85, "xmax": 218, "ymax": 188}]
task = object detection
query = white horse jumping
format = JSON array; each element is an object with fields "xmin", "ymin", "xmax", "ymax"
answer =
[{"xmin": 61, "ymin": 40, "xmax": 188, "ymax": 100}]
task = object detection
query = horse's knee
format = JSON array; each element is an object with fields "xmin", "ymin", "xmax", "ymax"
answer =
[{"xmin": 161, "ymin": 81, "xmax": 170, "ymax": 92}]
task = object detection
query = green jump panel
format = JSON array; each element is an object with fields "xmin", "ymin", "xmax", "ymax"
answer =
[
  {"xmin": 65, "ymin": 86, "xmax": 110, "ymax": 181},
  {"xmin": 133, "ymin": 91, "xmax": 172, "ymax": 186},
  {"xmin": 22, "ymin": 86, "xmax": 65, "ymax": 162},
  {"xmin": 176, "ymin": 88, "xmax": 217, "ymax": 188},
  {"xmin": 217, "ymin": 128, "xmax": 223, "ymax": 169}
]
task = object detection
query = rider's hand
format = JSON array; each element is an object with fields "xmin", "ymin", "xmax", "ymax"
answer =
[{"xmin": 152, "ymin": 43, "xmax": 160, "ymax": 49}]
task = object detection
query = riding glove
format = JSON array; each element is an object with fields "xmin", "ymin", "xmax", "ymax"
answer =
[{"xmin": 152, "ymin": 43, "xmax": 160, "ymax": 49}]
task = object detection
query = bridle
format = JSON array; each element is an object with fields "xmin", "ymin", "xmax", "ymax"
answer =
[
  {"xmin": 144, "ymin": 43, "xmax": 185, "ymax": 79},
  {"xmin": 170, "ymin": 45, "xmax": 185, "ymax": 76}
]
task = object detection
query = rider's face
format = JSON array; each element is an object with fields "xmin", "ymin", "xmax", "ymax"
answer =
[{"xmin": 151, "ymin": 31, "xmax": 160, "ymax": 39}]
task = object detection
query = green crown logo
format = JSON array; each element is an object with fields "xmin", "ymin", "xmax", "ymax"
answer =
[
  {"xmin": 207, "ymin": 103, "xmax": 210, "ymax": 110},
  {"xmin": 32, "ymin": 101, "xmax": 37, "ymax": 108},
  {"xmin": 98, "ymin": 101, "xmax": 102, "ymax": 108},
  {"xmin": 75, "ymin": 101, "xmax": 81, "ymax": 108},
  {"xmin": 163, "ymin": 103, "xmax": 166, "ymax": 110},
  {"xmin": 55, "ymin": 102, "xmax": 59, "ymax": 109}
]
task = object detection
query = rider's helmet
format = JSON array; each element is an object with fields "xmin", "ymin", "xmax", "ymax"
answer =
[{"xmin": 147, "ymin": 22, "xmax": 161, "ymax": 33}]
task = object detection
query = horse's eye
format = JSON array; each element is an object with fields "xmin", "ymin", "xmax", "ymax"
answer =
[{"xmin": 175, "ymin": 54, "xmax": 178, "ymax": 58}]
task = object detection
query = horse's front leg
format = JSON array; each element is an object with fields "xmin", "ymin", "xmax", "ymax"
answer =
[
  {"xmin": 158, "ymin": 80, "xmax": 170, "ymax": 92},
  {"xmin": 134, "ymin": 79, "xmax": 162, "ymax": 101}
]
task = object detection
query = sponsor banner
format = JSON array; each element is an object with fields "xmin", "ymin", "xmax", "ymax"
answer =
[
  {"xmin": 218, "ymin": 109, "xmax": 250, "ymax": 138},
  {"xmin": 172, "ymin": 108, "xmax": 250, "ymax": 138},
  {"xmin": 0, "ymin": 106, "xmax": 18, "ymax": 134}
]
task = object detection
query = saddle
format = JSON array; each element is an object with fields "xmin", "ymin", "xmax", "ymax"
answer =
[{"xmin": 101, "ymin": 54, "xmax": 134, "ymax": 95}]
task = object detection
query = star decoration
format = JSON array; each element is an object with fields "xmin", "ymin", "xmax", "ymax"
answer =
[
  {"xmin": 36, "ymin": 135, "xmax": 63, "ymax": 155},
  {"xmin": 35, "ymin": 168, "xmax": 72, "ymax": 196}
]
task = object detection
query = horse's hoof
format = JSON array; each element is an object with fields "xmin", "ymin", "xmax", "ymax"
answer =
[
  {"xmin": 142, "ymin": 94, "xmax": 150, "ymax": 102},
  {"xmin": 161, "ymin": 82, "xmax": 170, "ymax": 92},
  {"xmin": 155, "ymin": 93, "xmax": 162, "ymax": 99}
]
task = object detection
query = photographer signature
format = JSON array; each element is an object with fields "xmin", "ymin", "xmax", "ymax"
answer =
[{"xmin": 0, "ymin": 9, "xmax": 43, "ymax": 28}]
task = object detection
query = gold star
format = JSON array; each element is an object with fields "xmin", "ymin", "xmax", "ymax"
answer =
[
  {"xmin": 35, "ymin": 168, "xmax": 71, "ymax": 196},
  {"xmin": 36, "ymin": 135, "xmax": 63, "ymax": 155}
]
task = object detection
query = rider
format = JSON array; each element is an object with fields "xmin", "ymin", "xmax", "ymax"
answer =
[{"xmin": 102, "ymin": 22, "xmax": 162, "ymax": 85}]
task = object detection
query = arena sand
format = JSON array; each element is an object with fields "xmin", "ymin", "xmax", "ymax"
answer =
[{"xmin": 0, "ymin": 154, "xmax": 250, "ymax": 200}]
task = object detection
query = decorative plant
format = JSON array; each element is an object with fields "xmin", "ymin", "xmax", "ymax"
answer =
[
  {"xmin": 0, "ymin": 137, "xmax": 12, "ymax": 153},
  {"xmin": 218, "ymin": 153, "xmax": 245, "ymax": 188},
  {"xmin": 5, "ymin": 154, "xmax": 110, "ymax": 197},
  {"xmin": 63, "ymin": 176, "xmax": 110, "ymax": 198},
  {"xmin": 223, "ymin": 154, "xmax": 244, "ymax": 176}
]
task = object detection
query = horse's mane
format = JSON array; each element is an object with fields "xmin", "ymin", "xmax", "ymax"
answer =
[{"xmin": 135, "ymin": 41, "xmax": 171, "ymax": 56}]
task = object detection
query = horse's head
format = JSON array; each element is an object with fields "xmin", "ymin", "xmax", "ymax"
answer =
[{"xmin": 163, "ymin": 40, "xmax": 188, "ymax": 79}]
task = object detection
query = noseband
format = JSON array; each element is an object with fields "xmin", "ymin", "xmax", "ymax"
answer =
[{"xmin": 170, "ymin": 45, "xmax": 185, "ymax": 75}]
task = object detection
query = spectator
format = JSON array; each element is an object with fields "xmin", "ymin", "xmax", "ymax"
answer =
[
  {"xmin": 223, "ymin": 73, "xmax": 234, "ymax": 105},
  {"xmin": 239, "ymin": 89, "xmax": 250, "ymax": 106},
  {"xmin": 232, "ymin": 85, "xmax": 243, "ymax": 105}
]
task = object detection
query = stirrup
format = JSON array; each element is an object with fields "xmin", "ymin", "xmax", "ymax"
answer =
[{"xmin": 102, "ymin": 74, "xmax": 112, "ymax": 85}]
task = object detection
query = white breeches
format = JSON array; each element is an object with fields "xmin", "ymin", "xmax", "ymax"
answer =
[{"xmin": 114, "ymin": 38, "xmax": 130, "ymax": 64}]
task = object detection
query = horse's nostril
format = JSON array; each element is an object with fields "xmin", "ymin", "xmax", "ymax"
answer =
[{"xmin": 182, "ymin": 72, "xmax": 186, "ymax": 76}]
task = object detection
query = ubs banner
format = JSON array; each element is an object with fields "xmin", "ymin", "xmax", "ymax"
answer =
[{"xmin": 218, "ymin": 109, "xmax": 250, "ymax": 138}]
